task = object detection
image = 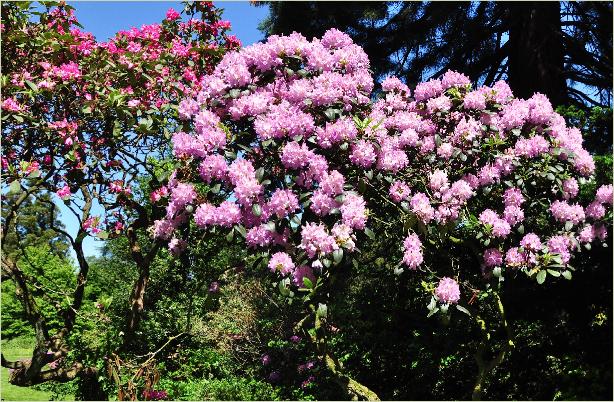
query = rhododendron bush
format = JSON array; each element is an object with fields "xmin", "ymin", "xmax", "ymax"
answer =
[
  {"xmin": 158, "ymin": 28, "xmax": 612, "ymax": 399},
  {"xmin": 1, "ymin": 1, "xmax": 237, "ymax": 394}
]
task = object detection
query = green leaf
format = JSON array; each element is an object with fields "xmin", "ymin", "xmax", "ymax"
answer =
[
  {"xmin": 456, "ymin": 305, "xmax": 471, "ymax": 316},
  {"xmin": 546, "ymin": 269, "xmax": 561, "ymax": 277},
  {"xmin": 210, "ymin": 183, "xmax": 221, "ymax": 194},
  {"xmin": 302, "ymin": 277, "xmax": 314, "ymax": 289},
  {"xmin": 323, "ymin": 108, "xmax": 336, "ymax": 121},
  {"xmin": 9, "ymin": 180, "xmax": 21, "ymax": 193},
  {"xmin": 332, "ymin": 248, "xmax": 343, "ymax": 264},
  {"xmin": 235, "ymin": 224, "xmax": 247, "ymax": 238},
  {"xmin": 226, "ymin": 228, "xmax": 235, "ymax": 242},
  {"xmin": 96, "ymin": 231, "xmax": 109, "ymax": 240},
  {"xmin": 252, "ymin": 204, "xmax": 262, "ymax": 217},
  {"xmin": 427, "ymin": 307, "xmax": 439, "ymax": 318},
  {"xmin": 564, "ymin": 221, "xmax": 573, "ymax": 231},
  {"xmin": 317, "ymin": 303, "xmax": 328, "ymax": 319},
  {"xmin": 562, "ymin": 270, "xmax": 572, "ymax": 280},
  {"xmin": 24, "ymin": 80, "xmax": 38, "ymax": 91},
  {"xmin": 364, "ymin": 227, "xmax": 375, "ymax": 240},
  {"xmin": 536, "ymin": 270, "xmax": 547, "ymax": 284}
]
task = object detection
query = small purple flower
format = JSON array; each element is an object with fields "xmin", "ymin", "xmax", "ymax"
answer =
[
  {"xmin": 208, "ymin": 281, "xmax": 219, "ymax": 293},
  {"xmin": 261, "ymin": 354, "xmax": 271, "ymax": 366},
  {"xmin": 268, "ymin": 370, "xmax": 281, "ymax": 382},
  {"xmin": 290, "ymin": 335, "xmax": 301, "ymax": 343}
]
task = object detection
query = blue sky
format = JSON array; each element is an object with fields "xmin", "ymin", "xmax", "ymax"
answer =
[
  {"xmin": 68, "ymin": 1, "xmax": 268, "ymax": 45},
  {"xmin": 58, "ymin": 1, "xmax": 269, "ymax": 258}
]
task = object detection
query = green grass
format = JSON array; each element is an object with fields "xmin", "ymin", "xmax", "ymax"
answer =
[{"xmin": 0, "ymin": 337, "xmax": 72, "ymax": 401}]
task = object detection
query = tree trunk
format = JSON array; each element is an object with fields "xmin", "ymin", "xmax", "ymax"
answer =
[{"xmin": 507, "ymin": 2, "xmax": 568, "ymax": 105}]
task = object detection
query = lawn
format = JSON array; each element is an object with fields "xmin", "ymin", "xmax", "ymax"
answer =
[{"xmin": 0, "ymin": 337, "xmax": 73, "ymax": 401}]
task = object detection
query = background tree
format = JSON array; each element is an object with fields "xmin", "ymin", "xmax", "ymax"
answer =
[{"xmin": 257, "ymin": 1, "xmax": 612, "ymax": 151}]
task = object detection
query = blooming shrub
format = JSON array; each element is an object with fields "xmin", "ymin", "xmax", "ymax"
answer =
[
  {"xmin": 159, "ymin": 29, "xmax": 611, "ymax": 320},
  {"xmin": 1, "ymin": 1, "xmax": 239, "ymax": 237},
  {"xmin": 153, "ymin": 29, "xmax": 374, "ymax": 293}
]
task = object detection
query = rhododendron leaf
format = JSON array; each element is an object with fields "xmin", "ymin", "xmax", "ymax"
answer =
[
  {"xmin": 536, "ymin": 270, "xmax": 547, "ymax": 284},
  {"xmin": 252, "ymin": 204, "xmax": 262, "ymax": 217},
  {"xmin": 427, "ymin": 297, "xmax": 437, "ymax": 311},
  {"xmin": 324, "ymin": 108, "xmax": 336, "ymax": 121},
  {"xmin": 333, "ymin": 249, "xmax": 343, "ymax": 264},
  {"xmin": 24, "ymin": 80, "xmax": 37, "ymax": 91},
  {"xmin": 210, "ymin": 183, "xmax": 221, "ymax": 194},
  {"xmin": 317, "ymin": 303, "xmax": 327, "ymax": 319},
  {"xmin": 13, "ymin": 114, "xmax": 24, "ymax": 123},
  {"xmin": 562, "ymin": 271, "xmax": 572, "ymax": 280},
  {"xmin": 564, "ymin": 221, "xmax": 573, "ymax": 231},
  {"xmin": 427, "ymin": 307, "xmax": 439, "ymax": 318},
  {"xmin": 365, "ymin": 170, "xmax": 373, "ymax": 180},
  {"xmin": 9, "ymin": 180, "xmax": 21, "ymax": 193},
  {"xmin": 517, "ymin": 224, "xmax": 525, "ymax": 234},
  {"xmin": 255, "ymin": 168, "xmax": 264, "ymax": 182},
  {"xmin": 302, "ymin": 277, "xmax": 314, "ymax": 289},
  {"xmin": 584, "ymin": 243, "xmax": 592, "ymax": 250},
  {"xmin": 456, "ymin": 305, "xmax": 471, "ymax": 316},
  {"xmin": 364, "ymin": 227, "xmax": 375, "ymax": 240},
  {"xmin": 322, "ymin": 258, "xmax": 331, "ymax": 268},
  {"xmin": 96, "ymin": 231, "xmax": 109, "ymax": 240},
  {"xmin": 234, "ymin": 224, "xmax": 246, "ymax": 238},
  {"xmin": 547, "ymin": 269, "xmax": 561, "ymax": 277},
  {"xmin": 229, "ymin": 89, "xmax": 241, "ymax": 99},
  {"xmin": 28, "ymin": 170, "xmax": 40, "ymax": 179},
  {"xmin": 226, "ymin": 228, "xmax": 234, "ymax": 242}
]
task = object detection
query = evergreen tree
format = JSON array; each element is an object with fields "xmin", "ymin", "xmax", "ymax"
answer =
[{"xmin": 258, "ymin": 1, "xmax": 612, "ymax": 108}]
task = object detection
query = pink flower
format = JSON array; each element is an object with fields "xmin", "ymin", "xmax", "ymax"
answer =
[
  {"xmin": 410, "ymin": 193, "xmax": 434, "ymax": 224},
  {"xmin": 340, "ymin": 192, "xmax": 367, "ymax": 229},
  {"xmin": 402, "ymin": 233, "xmax": 423, "ymax": 269},
  {"xmin": 310, "ymin": 190, "xmax": 337, "ymax": 216},
  {"xmin": 246, "ymin": 225, "xmax": 274, "ymax": 248},
  {"xmin": 389, "ymin": 181, "xmax": 411, "ymax": 203},
  {"xmin": 434, "ymin": 277, "xmax": 460, "ymax": 304},
  {"xmin": 300, "ymin": 223, "xmax": 338, "ymax": 258},
  {"xmin": 505, "ymin": 247, "xmax": 526, "ymax": 267},
  {"xmin": 596, "ymin": 185, "xmax": 613, "ymax": 205},
  {"xmin": 2, "ymin": 98, "xmax": 22, "ymax": 112},
  {"xmin": 166, "ymin": 8, "xmax": 181, "ymax": 20},
  {"xmin": 268, "ymin": 189, "xmax": 299, "ymax": 219},
  {"xmin": 56, "ymin": 185, "xmax": 71, "ymax": 200},
  {"xmin": 268, "ymin": 252, "xmax": 295, "ymax": 275},
  {"xmin": 349, "ymin": 140, "xmax": 377, "ymax": 167},
  {"xmin": 562, "ymin": 178, "xmax": 579, "ymax": 200},
  {"xmin": 520, "ymin": 233, "xmax": 542, "ymax": 251},
  {"xmin": 319, "ymin": 170, "xmax": 345, "ymax": 196},
  {"xmin": 168, "ymin": 237, "xmax": 187, "ymax": 256},
  {"xmin": 483, "ymin": 248, "xmax": 503, "ymax": 268},
  {"xmin": 503, "ymin": 188, "xmax": 524, "ymax": 207}
]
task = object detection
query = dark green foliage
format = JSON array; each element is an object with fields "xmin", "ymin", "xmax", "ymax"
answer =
[{"xmin": 258, "ymin": 1, "xmax": 612, "ymax": 109}]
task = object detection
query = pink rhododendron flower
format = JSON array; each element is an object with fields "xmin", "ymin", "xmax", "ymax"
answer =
[{"xmin": 434, "ymin": 277, "xmax": 460, "ymax": 304}]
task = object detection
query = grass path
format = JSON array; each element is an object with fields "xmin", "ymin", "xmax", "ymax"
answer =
[{"xmin": 0, "ymin": 337, "xmax": 72, "ymax": 401}]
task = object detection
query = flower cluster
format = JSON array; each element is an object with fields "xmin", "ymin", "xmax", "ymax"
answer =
[
  {"xmin": 1, "ymin": 2, "xmax": 238, "ymax": 238},
  {"xmin": 156, "ymin": 29, "xmax": 373, "ymax": 287},
  {"xmin": 158, "ymin": 29, "xmax": 611, "ymax": 308}
]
